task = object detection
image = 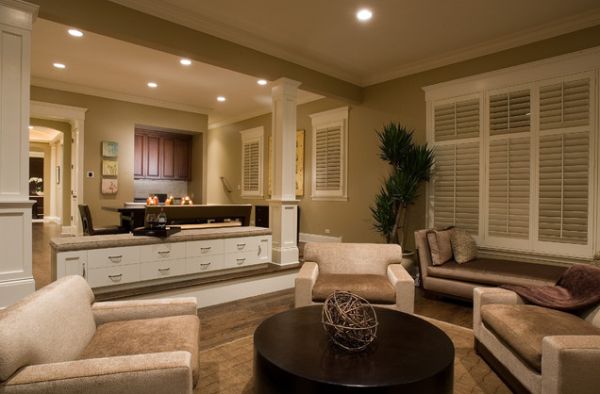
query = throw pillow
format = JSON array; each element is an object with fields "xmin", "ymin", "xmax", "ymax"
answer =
[
  {"xmin": 426, "ymin": 229, "xmax": 454, "ymax": 265},
  {"xmin": 450, "ymin": 228, "xmax": 477, "ymax": 264}
]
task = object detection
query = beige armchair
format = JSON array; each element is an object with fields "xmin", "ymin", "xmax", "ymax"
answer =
[
  {"xmin": 295, "ymin": 242, "xmax": 414, "ymax": 313},
  {"xmin": 474, "ymin": 287, "xmax": 600, "ymax": 394},
  {"xmin": 0, "ymin": 276, "xmax": 200, "ymax": 394}
]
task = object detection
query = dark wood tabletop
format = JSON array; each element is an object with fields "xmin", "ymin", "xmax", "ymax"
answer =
[{"xmin": 254, "ymin": 305, "xmax": 454, "ymax": 393}]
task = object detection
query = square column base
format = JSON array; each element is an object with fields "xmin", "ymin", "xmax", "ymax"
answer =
[{"xmin": 269, "ymin": 200, "xmax": 299, "ymax": 265}]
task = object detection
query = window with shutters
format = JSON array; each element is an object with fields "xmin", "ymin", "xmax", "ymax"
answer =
[
  {"xmin": 240, "ymin": 127, "xmax": 264, "ymax": 198},
  {"xmin": 427, "ymin": 65, "xmax": 596, "ymax": 258},
  {"xmin": 310, "ymin": 107, "xmax": 348, "ymax": 201},
  {"xmin": 432, "ymin": 96, "xmax": 481, "ymax": 236}
]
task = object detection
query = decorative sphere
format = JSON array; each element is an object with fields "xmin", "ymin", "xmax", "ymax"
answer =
[{"xmin": 321, "ymin": 291, "xmax": 378, "ymax": 352}]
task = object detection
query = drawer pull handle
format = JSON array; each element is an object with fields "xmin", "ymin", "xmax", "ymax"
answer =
[
  {"xmin": 158, "ymin": 268, "xmax": 171, "ymax": 273},
  {"xmin": 108, "ymin": 255, "xmax": 122, "ymax": 263},
  {"xmin": 236, "ymin": 258, "xmax": 246, "ymax": 265},
  {"xmin": 158, "ymin": 250, "xmax": 171, "ymax": 256},
  {"xmin": 65, "ymin": 256, "xmax": 80, "ymax": 261},
  {"xmin": 200, "ymin": 263, "xmax": 211, "ymax": 270},
  {"xmin": 108, "ymin": 274, "xmax": 122, "ymax": 282},
  {"xmin": 200, "ymin": 247, "xmax": 212, "ymax": 252},
  {"xmin": 236, "ymin": 243, "xmax": 246, "ymax": 250}
]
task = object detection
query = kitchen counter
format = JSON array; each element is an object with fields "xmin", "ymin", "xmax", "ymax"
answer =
[{"xmin": 50, "ymin": 226, "xmax": 271, "ymax": 252}]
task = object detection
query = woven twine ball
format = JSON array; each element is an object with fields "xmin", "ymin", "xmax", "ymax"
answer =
[{"xmin": 321, "ymin": 290, "xmax": 379, "ymax": 352}]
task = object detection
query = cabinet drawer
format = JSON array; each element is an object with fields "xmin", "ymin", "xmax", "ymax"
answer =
[
  {"xmin": 186, "ymin": 239, "xmax": 224, "ymax": 257},
  {"xmin": 87, "ymin": 264, "xmax": 139, "ymax": 288},
  {"xmin": 224, "ymin": 236, "xmax": 263, "ymax": 253},
  {"xmin": 56, "ymin": 251, "xmax": 87, "ymax": 278},
  {"xmin": 88, "ymin": 247, "xmax": 139, "ymax": 269},
  {"xmin": 225, "ymin": 251, "xmax": 263, "ymax": 269},
  {"xmin": 140, "ymin": 259, "xmax": 186, "ymax": 281},
  {"xmin": 139, "ymin": 242, "xmax": 186, "ymax": 262},
  {"xmin": 187, "ymin": 254, "xmax": 225, "ymax": 274}
]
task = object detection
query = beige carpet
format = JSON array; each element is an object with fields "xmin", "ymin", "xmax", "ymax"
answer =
[{"xmin": 196, "ymin": 316, "xmax": 510, "ymax": 393}]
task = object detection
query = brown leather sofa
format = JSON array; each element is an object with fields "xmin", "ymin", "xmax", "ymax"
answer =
[{"xmin": 414, "ymin": 229, "xmax": 567, "ymax": 300}]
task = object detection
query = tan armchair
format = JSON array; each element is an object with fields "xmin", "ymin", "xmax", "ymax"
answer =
[
  {"xmin": 474, "ymin": 287, "xmax": 600, "ymax": 394},
  {"xmin": 0, "ymin": 276, "xmax": 200, "ymax": 394},
  {"xmin": 295, "ymin": 242, "xmax": 414, "ymax": 313}
]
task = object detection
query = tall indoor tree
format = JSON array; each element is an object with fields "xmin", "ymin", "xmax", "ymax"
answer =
[{"xmin": 371, "ymin": 123, "xmax": 435, "ymax": 247}]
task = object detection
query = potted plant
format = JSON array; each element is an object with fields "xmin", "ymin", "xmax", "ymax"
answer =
[{"xmin": 370, "ymin": 123, "xmax": 435, "ymax": 269}]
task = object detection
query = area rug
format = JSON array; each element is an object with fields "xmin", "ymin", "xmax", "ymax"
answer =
[{"xmin": 196, "ymin": 316, "xmax": 510, "ymax": 393}]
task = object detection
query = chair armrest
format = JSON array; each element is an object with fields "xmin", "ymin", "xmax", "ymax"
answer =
[
  {"xmin": 295, "ymin": 261, "xmax": 319, "ymax": 308},
  {"xmin": 473, "ymin": 287, "xmax": 524, "ymax": 338},
  {"xmin": 387, "ymin": 264, "xmax": 414, "ymax": 313},
  {"xmin": 4, "ymin": 352, "xmax": 193, "ymax": 394},
  {"xmin": 542, "ymin": 335, "xmax": 600, "ymax": 394},
  {"xmin": 92, "ymin": 297, "xmax": 198, "ymax": 325}
]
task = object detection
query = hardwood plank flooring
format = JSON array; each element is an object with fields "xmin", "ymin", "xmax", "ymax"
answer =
[
  {"xmin": 197, "ymin": 287, "xmax": 472, "ymax": 350},
  {"xmin": 32, "ymin": 222, "xmax": 61, "ymax": 289}
]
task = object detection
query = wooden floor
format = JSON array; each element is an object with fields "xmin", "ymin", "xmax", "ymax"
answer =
[
  {"xmin": 197, "ymin": 288, "xmax": 473, "ymax": 351},
  {"xmin": 33, "ymin": 222, "xmax": 473, "ymax": 348}
]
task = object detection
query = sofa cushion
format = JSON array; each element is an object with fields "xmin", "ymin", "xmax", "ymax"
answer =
[
  {"xmin": 427, "ymin": 258, "xmax": 566, "ymax": 287},
  {"xmin": 312, "ymin": 274, "xmax": 396, "ymax": 304},
  {"xmin": 426, "ymin": 229, "xmax": 454, "ymax": 265},
  {"xmin": 481, "ymin": 304, "xmax": 600, "ymax": 372},
  {"xmin": 0, "ymin": 276, "xmax": 96, "ymax": 381},
  {"xmin": 450, "ymin": 228, "xmax": 477, "ymax": 263},
  {"xmin": 79, "ymin": 315, "xmax": 200, "ymax": 386}
]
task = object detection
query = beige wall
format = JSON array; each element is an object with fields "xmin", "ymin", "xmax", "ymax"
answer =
[
  {"xmin": 30, "ymin": 118, "xmax": 72, "ymax": 225},
  {"xmin": 30, "ymin": 87, "xmax": 208, "ymax": 227},
  {"xmin": 207, "ymin": 25, "xmax": 600, "ymax": 250}
]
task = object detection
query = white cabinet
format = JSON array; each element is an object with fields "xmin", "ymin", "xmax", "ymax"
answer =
[
  {"xmin": 56, "ymin": 251, "xmax": 87, "ymax": 278},
  {"xmin": 55, "ymin": 233, "xmax": 272, "ymax": 289}
]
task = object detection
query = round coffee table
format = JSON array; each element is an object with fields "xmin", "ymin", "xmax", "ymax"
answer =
[{"xmin": 254, "ymin": 306, "xmax": 454, "ymax": 393}]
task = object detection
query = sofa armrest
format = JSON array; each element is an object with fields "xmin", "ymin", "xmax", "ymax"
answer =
[
  {"xmin": 92, "ymin": 297, "xmax": 198, "ymax": 325},
  {"xmin": 473, "ymin": 287, "xmax": 525, "ymax": 338},
  {"xmin": 295, "ymin": 261, "xmax": 319, "ymax": 308},
  {"xmin": 387, "ymin": 264, "xmax": 414, "ymax": 313},
  {"xmin": 542, "ymin": 335, "xmax": 600, "ymax": 394},
  {"xmin": 3, "ymin": 352, "xmax": 193, "ymax": 394}
]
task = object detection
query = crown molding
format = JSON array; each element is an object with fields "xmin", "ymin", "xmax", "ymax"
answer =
[
  {"xmin": 363, "ymin": 7, "xmax": 600, "ymax": 86},
  {"xmin": 208, "ymin": 92, "xmax": 322, "ymax": 130},
  {"xmin": 31, "ymin": 77, "xmax": 212, "ymax": 115}
]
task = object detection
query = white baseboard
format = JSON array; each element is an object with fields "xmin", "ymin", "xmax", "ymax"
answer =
[
  {"xmin": 0, "ymin": 278, "xmax": 35, "ymax": 307},
  {"xmin": 127, "ymin": 270, "xmax": 298, "ymax": 309},
  {"xmin": 299, "ymin": 232, "xmax": 342, "ymax": 243},
  {"xmin": 61, "ymin": 225, "xmax": 76, "ymax": 235}
]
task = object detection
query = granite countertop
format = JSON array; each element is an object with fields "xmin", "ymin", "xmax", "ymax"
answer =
[{"xmin": 50, "ymin": 226, "xmax": 272, "ymax": 252}]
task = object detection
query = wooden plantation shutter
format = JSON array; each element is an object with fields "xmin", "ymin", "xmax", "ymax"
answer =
[
  {"xmin": 314, "ymin": 126, "xmax": 342, "ymax": 192},
  {"xmin": 538, "ymin": 77, "xmax": 591, "ymax": 245},
  {"xmin": 487, "ymin": 89, "xmax": 531, "ymax": 239},
  {"xmin": 433, "ymin": 97, "xmax": 480, "ymax": 235},
  {"xmin": 240, "ymin": 127, "xmax": 264, "ymax": 197}
]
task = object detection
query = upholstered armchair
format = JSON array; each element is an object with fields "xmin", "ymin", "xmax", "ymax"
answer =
[
  {"xmin": 474, "ymin": 287, "xmax": 600, "ymax": 394},
  {"xmin": 295, "ymin": 242, "xmax": 414, "ymax": 313},
  {"xmin": 0, "ymin": 276, "xmax": 200, "ymax": 394}
]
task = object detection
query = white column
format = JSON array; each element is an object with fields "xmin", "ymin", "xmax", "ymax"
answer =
[
  {"xmin": 269, "ymin": 78, "xmax": 300, "ymax": 265},
  {"xmin": 0, "ymin": 0, "xmax": 38, "ymax": 306}
]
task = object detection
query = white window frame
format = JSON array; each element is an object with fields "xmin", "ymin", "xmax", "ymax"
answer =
[
  {"xmin": 240, "ymin": 126, "xmax": 264, "ymax": 198},
  {"xmin": 424, "ymin": 47, "xmax": 600, "ymax": 260},
  {"xmin": 309, "ymin": 106, "xmax": 349, "ymax": 201}
]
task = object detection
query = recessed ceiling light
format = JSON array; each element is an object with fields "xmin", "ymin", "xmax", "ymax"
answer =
[
  {"xmin": 52, "ymin": 62, "xmax": 66, "ymax": 69},
  {"xmin": 257, "ymin": 79, "xmax": 268, "ymax": 86},
  {"xmin": 356, "ymin": 8, "xmax": 373, "ymax": 22},
  {"xmin": 147, "ymin": 82, "xmax": 158, "ymax": 88},
  {"xmin": 180, "ymin": 58, "xmax": 192, "ymax": 66},
  {"xmin": 68, "ymin": 28, "xmax": 84, "ymax": 38},
  {"xmin": 217, "ymin": 96, "xmax": 226, "ymax": 102}
]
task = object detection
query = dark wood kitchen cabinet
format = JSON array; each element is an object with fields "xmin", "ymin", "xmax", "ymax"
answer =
[{"xmin": 134, "ymin": 128, "xmax": 192, "ymax": 181}]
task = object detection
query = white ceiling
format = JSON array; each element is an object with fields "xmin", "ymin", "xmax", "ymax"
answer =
[
  {"xmin": 110, "ymin": 0, "xmax": 600, "ymax": 85},
  {"xmin": 31, "ymin": 19, "xmax": 322, "ymax": 128},
  {"xmin": 29, "ymin": 126, "xmax": 61, "ymax": 143}
]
